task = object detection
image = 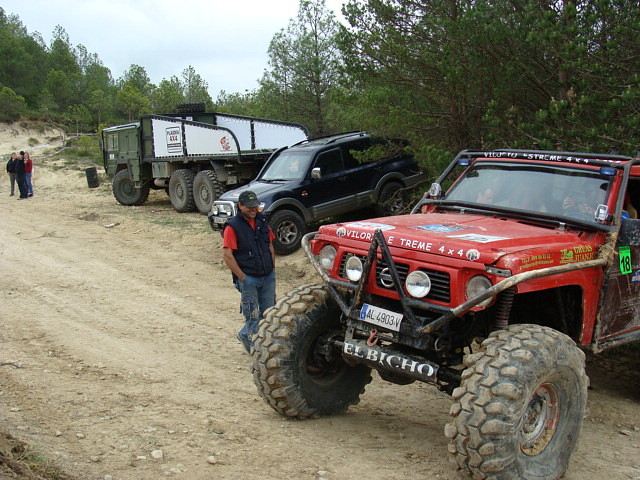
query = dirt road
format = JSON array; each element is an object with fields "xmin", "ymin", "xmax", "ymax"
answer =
[{"xmin": 0, "ymin": 144, "xmax": 639, "ymax": 479}]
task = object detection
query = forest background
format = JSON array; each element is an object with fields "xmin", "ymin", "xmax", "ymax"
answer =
[{"xmin": 1, "ymin": 0, "xmax": 639, "ymax": 176}]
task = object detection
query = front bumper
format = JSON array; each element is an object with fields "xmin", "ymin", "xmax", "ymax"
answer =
[
  {"xmin": 208, "ymin": 200, "xmax": 237, "ymax": 231},
  {"xmin": 302, "ymin": 230, "xmax": 606, "ymax": 342}
]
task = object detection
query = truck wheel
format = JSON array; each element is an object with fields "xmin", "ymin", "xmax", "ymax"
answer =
[
  {"xmin": 252, "ymin": 284, "xmax": 372, "ymax": 418},
  {"xmin": 169, "ymin": 169, "xmax": 196, "ymax": 212},
  {"xmin": 374, "ymin": 181, "xmax": 407, "ymax": 216},
  {"xmin": 193, "ymin": 170, "xmax": 223, "ymax": 214},
  {"xmin": 269, "ymin": 210, "xmax": 305, "ymax": 255},
  {"xmin": 112, "ymin": 169, "xmax": 150, "ymax": 206},
  {"xmin": 445, "ymin": 324, "xmax": 587, "ymax": 480}
]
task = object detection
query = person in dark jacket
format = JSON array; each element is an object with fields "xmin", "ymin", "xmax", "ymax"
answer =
[
  {"xmin": 6, "ymin": 152, "xmax": 17, "ymax": 196},
  {"xmin": 15, "ymin": 151, "xmax": 28, "ymax": 199},
  {"xmin": 222, "ymin": 190, "xmax": 276, "ymax": 353}
]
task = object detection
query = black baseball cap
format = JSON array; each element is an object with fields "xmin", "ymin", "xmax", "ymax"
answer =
[{"xmin": 238, "ymin": 190, "xmax": 260, "ymax": 207}]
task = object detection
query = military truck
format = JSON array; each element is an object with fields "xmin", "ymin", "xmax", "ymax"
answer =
[
  {"xmin": 251, "ymin": 148, "xmax": 640, "ymax": 479},
  {"xmin": 101, "ymin": 110, "xmax": 308, "ymax": 213}
]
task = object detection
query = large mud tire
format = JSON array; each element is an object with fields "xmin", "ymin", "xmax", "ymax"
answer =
[
  {"xmin": 269, "ymin": 209, "xmax": 305, "ymax": 255},
  {"xmin": 445, "ymin": 324, "xmax": 587, "ymax": 480},
  {"xmin": 374, "ymin": 181, "xmax": 408, "ymax": 216},
  {"xmin": 112, "ymin": 169, "xmax": 150, "ymax": 206},
  {"xmin": 252, "ymin": 284, "xmax": 372, "ymax": 418},
  {"xmin": 193, "ymin": 170, "xmax": 223, "ymax": 214},
  {"xmin": 169, "ymin": 169, "xmax": 196, "ymax": 213}
]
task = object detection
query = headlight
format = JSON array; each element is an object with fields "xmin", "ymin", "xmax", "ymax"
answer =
[
  {"xmin": 258, "ymin": 202, "xmax": 266, "ymax": 212},
  {"xmin": 405, "ymin": 270, "xmax": 431, "ymax": 298},
  {"xmin": 466, "ymin": 275, "xmax": 493, "ymax": 307},
  {"xmin": 318, "ymin": 245, "xmax": 337, "ymax": 271},
  {"xmin": 210, "ymin": 205, "xmax": 219, "ymax": 215},
  {"xmin": 345, "ymin": 255, "xmax": 363, "ymax": 282}
]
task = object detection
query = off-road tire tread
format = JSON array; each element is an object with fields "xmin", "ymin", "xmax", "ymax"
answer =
[
  {"xmin": 444, "ymin": 324, "xmax": 587, "ymax": 480},
  {"xmin": 193, "ymin": 170, "xmax": 223, "ymax": 214},
  {"xmin": 169, "ymin": 169, "xmax": 196, "ymax": 213},
  {"xmin": 251, "ymin": 283, "xmax": 372, "ymax": 418},
  {"xmin": 112, "ymin": 169, "xmax": 150, "ymax": 206}
]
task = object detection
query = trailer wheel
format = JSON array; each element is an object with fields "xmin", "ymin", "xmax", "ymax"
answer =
[
  {"xmin": 112, "ymin": 169, "xmax": 149, "ymax": 206},
  {"xmin": 374, "ymin": 181, "xmax": 407, "ymax": 216},
  {"xmin": 445, "ymin": 324, "xmax": 587, "ymax": 480},
  {"xmin": 252, "ymin": 283, "xmax": 372, "ymax": 418},
  {"xmin": 169, "ymin": 169, "xmax": 196, "ymax": 213},
  {"xmin": 269, "ymin": 209, "xmax": 305, "ymax": 255},
  {"xmin": 193, "ymin": 170, "xmax": 223, "ymax": 214}
]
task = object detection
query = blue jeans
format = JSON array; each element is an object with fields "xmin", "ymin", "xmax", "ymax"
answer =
[
  {"xmin": 235, "ymin": 271, "xmax": 276, "ymax": 347},
  {"xmin": 26, "ymin": 173, "xmax": 33, "ymax": 195}
]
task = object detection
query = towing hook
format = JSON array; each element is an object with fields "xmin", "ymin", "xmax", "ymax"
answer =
[{"xmin": 366, "ymin": 329, "xmax": 379, "ymax": 346}]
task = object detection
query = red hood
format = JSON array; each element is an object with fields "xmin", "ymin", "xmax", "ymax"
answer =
[{"xmin": 320, "ymin": 212, "xmax": 599, "ymax": 270}]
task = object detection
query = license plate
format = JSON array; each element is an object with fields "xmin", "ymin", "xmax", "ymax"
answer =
[
  {"xmin": 213, "ymin": 216, "xmax": 227, "ymax": 224},
  {"xmin": 359, "ymin": 304, "xmax": 403, "ymax": 332}
]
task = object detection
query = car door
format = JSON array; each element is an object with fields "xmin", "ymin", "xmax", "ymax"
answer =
[
  {"xmin": 302, "ymin": 147, "xmax": 356, "ymax": 220},
  {"xmin": 594, "ymin": 172, "xmax": 640, "ymax": 350}
]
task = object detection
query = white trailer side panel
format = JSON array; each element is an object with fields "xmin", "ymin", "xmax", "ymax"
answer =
[
  {"xmin": 151, "ymin": 117, "xmax": 239, "ymax": 158},
  {"xmin": 184, "ymin": 123, "xmax": 239, "ymax": 156},
  {"xmin": 215, "ymin": 116, "xmax": 253, "ymax": 151},
  {"xmin": 152, "ymin": 118, "xmax": 185, "ymax": 158},
  {"xmin": 253, "ymin": 121, "xmax": 307, "ymax": 149}
]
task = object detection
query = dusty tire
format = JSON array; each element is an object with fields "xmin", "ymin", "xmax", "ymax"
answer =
[
  {"xmin": 445, "ymin": 324, "xmax": 587, "ymax": 480},
  {"xmin": 374, "ymin": 181, "xmax": 407, "ymax": 216},
  {"xmin": 193, "ymin": 170, "xmax": 223, "ymax": 214},
  {"xmin": 269, "ymin": 209, "xmax": 305, "ymax": 255},
  {"xmin": 168, "ymin": 169, "xmax": 196, "ymax": 212},
  {"xmin": 252, "ymin": 284, "xmax": 372, "ymax": 418},
  {"xmin": 112, "ymin": 169, "xmax": 149, "ymax": 206}
]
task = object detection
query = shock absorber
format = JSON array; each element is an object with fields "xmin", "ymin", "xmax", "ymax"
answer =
[{"xmin": 494, "ymin": 287, "xmax": 515, "ymax": 331}]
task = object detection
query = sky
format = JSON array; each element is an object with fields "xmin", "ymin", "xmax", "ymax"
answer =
[{"xmin": 2, "ymin": 0, "xmax": 347, "ymax": 97}]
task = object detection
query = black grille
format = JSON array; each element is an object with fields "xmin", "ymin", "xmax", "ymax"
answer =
[{"xmin": 339, "ymin": 254, "xmax": 450, "ymax": 302}]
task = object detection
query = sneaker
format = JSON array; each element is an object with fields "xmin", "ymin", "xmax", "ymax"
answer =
[
  {"xmin": 236, "ymin": 332, "xmax": 251, "ymax": 354},
  {"xmin": 28, "ymin": 193, "xmax": 33, "ymax": 197}
]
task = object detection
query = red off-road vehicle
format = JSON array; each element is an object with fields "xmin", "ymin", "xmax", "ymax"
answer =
[{"xmin": 251, "ymin": 149, "xmax": 640, "ymax": 479}]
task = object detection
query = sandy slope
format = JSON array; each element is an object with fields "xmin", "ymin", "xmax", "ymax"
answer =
[{"xmin": 0, "ymin": 124, "xmax": 639, "ymax": 480}]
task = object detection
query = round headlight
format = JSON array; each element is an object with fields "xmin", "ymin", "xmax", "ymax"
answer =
[
  {"xmin": 405, "ymin": 270, "xmax": 431, "ymax": 298},
  {"xmin": 318, "ymin": 245, "xmax": 337, "ymax": 271},
  {"xmin": 466, "ymin": 275, "xmax": 493, "ymax": 307},
  {"xmin": 345, "ymin": 255, "xmax": 363, "ymax": 282},
  {"xmin": 210, "ymin": 205, "xmax": 219, "ymax": 215}
]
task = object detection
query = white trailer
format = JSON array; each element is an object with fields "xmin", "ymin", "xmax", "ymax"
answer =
[{"xmin": 102, "ymin": 111, "xmax": 309, "ymax": 213}]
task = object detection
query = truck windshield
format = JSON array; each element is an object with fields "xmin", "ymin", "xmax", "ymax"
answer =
[
  {"xmin": 260, "ymin": 151, "xmax": 312, "ymax": 181},
  {"xmin": 444, "ymin": 162, "xmax": 611, "ymax": 223}
]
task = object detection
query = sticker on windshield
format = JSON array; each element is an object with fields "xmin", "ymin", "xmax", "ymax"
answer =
[
  {"xmin": 413, "ymin": 224, "xmax": 468, "ymax": 233},
  {"xmin": 448, "ymin": 233, "xmax": 508, "ymax": 243}
]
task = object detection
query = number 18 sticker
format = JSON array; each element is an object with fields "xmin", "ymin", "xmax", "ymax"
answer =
[{"xmin": 619, "ymin": 246, "xmax": 632, "ymax": 274}]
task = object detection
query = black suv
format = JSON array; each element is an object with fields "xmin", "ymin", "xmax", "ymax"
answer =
[{"xmin": 208, "ymin": 131, "xmax": 423, "ymax": 254}]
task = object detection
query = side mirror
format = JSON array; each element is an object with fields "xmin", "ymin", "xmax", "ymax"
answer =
[
  {"xmin": 311, "ymin": 167, "xmax": 322, "ymax": 179},
  {"xmin": 428, "ymin": 182, "xmax": 442, "ymax": 198}
]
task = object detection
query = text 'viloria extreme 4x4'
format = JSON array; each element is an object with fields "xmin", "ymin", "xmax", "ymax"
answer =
[
  {"xmin": 250, "ymin": 149, "xmax": 640, "ymax": 479},
  {"xmin": 208, "ymin": 131, "xmax": 423, "ymax": 254}
]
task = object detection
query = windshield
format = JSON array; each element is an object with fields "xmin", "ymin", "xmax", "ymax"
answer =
[
  {"xmin": 259, "ymin": 150, "xmax": 312, "ymax": 181},
  {"xmin": 444, "ymin": 162, "xmax": 611, "ymax": 223}
]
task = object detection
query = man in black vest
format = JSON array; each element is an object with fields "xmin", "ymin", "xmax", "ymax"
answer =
[
  {"xmin": 15, "ymin": 151, "xmax": 28, "ymax": 199},
  {"xmin": 222, "ymin": 190, "xmax": 276, "ymax": 353}
]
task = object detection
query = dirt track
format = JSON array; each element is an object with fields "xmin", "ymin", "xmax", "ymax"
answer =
[{"xmin": 0, "ymin": 143, "xmax": 639, "ymax": 479}]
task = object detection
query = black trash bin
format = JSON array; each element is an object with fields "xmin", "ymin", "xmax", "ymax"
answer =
[{"xmin": 85, "ymin": 167, "xmax": 100, "ymax": 188}]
